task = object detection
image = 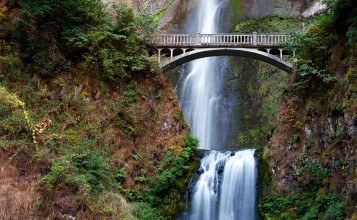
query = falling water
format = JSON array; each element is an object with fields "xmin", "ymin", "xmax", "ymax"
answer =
[
  {"xmin": 179, "ymin": 0, "xmax": 222, "ymax": 149},
  {"xmin": 177, "ymin": 0, "xmax": 257, "ymax": 219},
  {"xmin": 187, "ymin": 150, "xmax": 257, "ymax": 220},
  {"xmin": 218, "ymin": 150, "xmax": 257, "ymax": 220}
]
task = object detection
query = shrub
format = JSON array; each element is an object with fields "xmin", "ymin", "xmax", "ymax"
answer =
[
  {"xmin": 295, "ymin": 158, "xmax": 329, "ymax": 188},
  {"xmin": 181, "ymin": 134, "xmax": 199, "ymax": 160},
  {"xmin": 14, "ymin": 1, "xmax": 153, "ymax": 79},
  {"xmin": 0, "ymin": 87, "xmax": 31, "ymax": 137},
  {"xmin": 123, "ymin": 85, "xmax": 139, "ymax": 104},
  {"xmin": 42, "ymin": 148, "xmax": 115, "ymax": 195},
  {"xmin": 133, "ymin": 202, "xmax": 167, "ymax": 220},
  {"xmin": 0, "ymin": 55, "xmax": 22, "ymax": 76},
  {"xmin": 260, "ymin": 191, "xmax": 346, "ymax": 219},
  {"xmin": 323, "ymin": 200, "xmax": 345, "ymax": 220},
  {"xmin": 121, "ymin": 134, "xmax": 199, "ymax": 216}
]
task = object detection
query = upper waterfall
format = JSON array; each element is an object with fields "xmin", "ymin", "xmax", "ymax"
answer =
[{"xmin": 178, "ymin": 0, "xmax": 227, "ymax": 150}]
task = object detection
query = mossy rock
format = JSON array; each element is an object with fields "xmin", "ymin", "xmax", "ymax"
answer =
[
  {"xmin": 352, "ymin": 212, "xmax": 357, "ymax": 220},
  {"xmin": 235, "ymin": 14, "xmax": 307, "ymax": 33},
  {"xmin": 0, "ymin": 7, "xmax": 7, "ymax": 20},
  {"xmin": 346, "ymin": 68, "xmax": 356, "ymax": 80}
]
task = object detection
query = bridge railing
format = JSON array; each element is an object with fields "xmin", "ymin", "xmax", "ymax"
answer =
[{"xmin": 151, "ymin": 33, "xmax": 291, "ymax": 47}]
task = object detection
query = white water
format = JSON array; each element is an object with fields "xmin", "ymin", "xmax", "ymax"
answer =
[
  {"xmin": 178, "ymin": 0, "xmax": 258, "ymax": 219},
  {"xmin": 179, "ymin": 0, "xmax": 221, "ymax": 150},
  {"xmin": 218, "ymin": 150, "xmax": 257, "ymax": 220},
  {"xmin": 188, "ymin": 150, "xmax": 257, "ymax": 220}
]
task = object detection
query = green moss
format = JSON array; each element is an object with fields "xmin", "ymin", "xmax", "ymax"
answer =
[
  {"xmin": 256, "ymin": 147, "xmax": 273, "ymax": 194},
  {"xmin": 235, "ymin": 14, "xmax": 308, "ymax": 33},
  {"xmin": 153, "ymin": 0, "xmax": 175, "ymax": 19},
  {"xmin": 230, "ymin": 0, "xmax": 242, "ymax": 24},
  {"xmin": 346, "ymin": 68, "xmax": 356, "ymax": 80}
]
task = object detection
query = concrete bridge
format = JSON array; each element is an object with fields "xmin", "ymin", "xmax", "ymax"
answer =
[{"xmin": 150, "ymin": 33, "xmax": 294, "ymax": 73}]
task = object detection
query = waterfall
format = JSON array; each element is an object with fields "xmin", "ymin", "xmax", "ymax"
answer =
[
  {"xmin": 218, "ymin": 150, "xmax": 257, "ymax": 220},
  {"xmin": 177, "ymin": 0, "xmax": 258, "ymax": 219},
  {"xmin": 179, "ymin": 0, "xmax": 222, "ymax": 150},
  {"xmin": 187, "ymin": 150, "xmax": 257, "ymax": 220}
]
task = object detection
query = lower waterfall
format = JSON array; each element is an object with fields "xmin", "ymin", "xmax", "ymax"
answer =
[
  {"xmin": 218, "ymin": 150, "xmax": 257, "ymax": 220},
  {"xmin": 181, "ymin": 149, "xmax": 257, "ymax": 220}
]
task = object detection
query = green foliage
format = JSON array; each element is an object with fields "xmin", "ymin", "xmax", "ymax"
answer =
[
  {"xmin": 133, "ymin": 202, "xmax": 167, "ymax": 220},
  {"xmin": 0, "ymin": 87, "xmax": 30, "ymax": 137},
  {"xmin": 323, "ymin": 0, "xmax": 357, "ymax": 34},
  {"xmin": 293, "ymin": 0, "xmax": 357, "ymax": 70},
  {"xmin": 155, "ymin": 89, "xmax": 163, "ymax": 99},
  {"xmin": 292, "ymin": 59, "xmax": 336, "ymax": 94},
  {"xmin": 81, "ymin": 4, "xmax": 152, "ymax": 81},
  {"xmin": 181, "ymin": 134, "xmax": 199, "ymax": 160},
  {"xmin": 296, "ymin": 60, "xmax": 335, "ymax": 82},
  {"xmin": 120, "ymin": 134, "xmax": 198, "ymax": 216},
  {"xmin": 260, "ymin": 190, "xmax": 346, "ymax": 220},
  {"xmin": 293, "ymin": 133, "xmax": 300, "ymax": 142},
  {"xmin": 133, "ymin": 153, "xmax": 141, "ymax": 161},
  {"xmin": 295, "ymin": 158, "xmax": 329, "ymax": 188},
  {"xmin": 0, "ymin": 106, "xmax": 29, "ymax": 135},
  {"xmin": 235, "ymin": 14, "xmax": 306, "ymax": 33},
  {"xmin": 16, "ymin": 0, "xmax": 106, "ymax": 75},
  {"xmin": 335, "ymin": 103, "xmax": 345, "ymax": 113},
  {"xmin": 13, "ymin": 1, "xmax": 155, "ymax": 79},
  {"xmin": 144, "ymin": 153, "xmax": 189, "ymax": 204},
  {"xmin": 291, "ymin": 20, "xmax": 334, "ymax": 69},
  {"xmin": 304, "ymin": 139, "xmax": 313, "ymax": 148},
  {"xmin": 83, "ymin": 32, "xmax": 149, "ymax": 81},
  {"xmin": 42, "ymin": 147, "xmax": 115, "ymax": 195},
  {"xmin": 114, "ymin": 168, "xmax": 127, "ymax": 182},
  {"xmin": 123, "ymin": 85, "xmax": 139, "ymax": 104},
  {"xmin": 0, "ymin": 55, "xmax": 22, "ymax": 76},
  {"xmin": 135, "ymin": 12, "xmax": 159, "ymax": 42},
  {"xmin": 346, "ymin": 27, "xmax": 357, "ymax": 46},
  {"xmin": 323, "ymin": 199, "xmax": 345, "ymax": 220},
  {"xmin": 120, "ymin": 188, "xmax": 143, "ymax": 201},
  {"xmin": 112, "ymin": 4, "xmax": 136, "ymax": 36},
  {"xmin": 0, "ymin": 86, "xmax": 25, "ymax": 108},
  {"xmin": 328, "ymin": 129, "xmax": 347, "ymax": 143}
]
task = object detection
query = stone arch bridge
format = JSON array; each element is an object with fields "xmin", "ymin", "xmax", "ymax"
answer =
[{"xmin": 149, "ymin": 32, "xmax": 294, "ymax": 73}]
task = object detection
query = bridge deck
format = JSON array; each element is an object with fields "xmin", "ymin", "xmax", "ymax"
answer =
[{"xmin": 151, "ymin": 33, "xmax": 291, "ymax": 48}]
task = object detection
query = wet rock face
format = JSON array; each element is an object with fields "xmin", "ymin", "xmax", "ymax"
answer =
[
  {"xmin": 101, "ymin": 0, "xmax": 312, "ymax": 34},
  {"xmin": 268, "ymin": 88, "xmax": 357, "ymax": 194},
  {"xmin": 159, "ymin": 0, "xmax": 197, "ymax": 33},
  {"xmin": 101, "ymin": 0, "xmax": 195, "ymax": 33},
  {"xmin": 241, "ymin": 0, "xmax": 310, "ymax": 19}
]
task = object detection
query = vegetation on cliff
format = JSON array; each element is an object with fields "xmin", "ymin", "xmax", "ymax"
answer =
[
  {"xmin": 0, "ymin": 0, "xmax": 198, "ymax": 219},
  {"xmin": 249, "ymin": 0, "xmax": 357, "ymax": 219}
]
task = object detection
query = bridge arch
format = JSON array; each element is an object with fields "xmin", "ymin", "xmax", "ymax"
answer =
[{"xmin": 160, "ymin": 48, "xmax": 294, "ymax": 73}]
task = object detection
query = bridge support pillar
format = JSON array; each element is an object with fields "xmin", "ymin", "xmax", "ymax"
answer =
[
  {"xmin": 195, "ymin": 33, "xmax": 200, "ymax": 45},
  {"xmin": 170, "ymin": 49, "xmax": 174, "ymax": 58},
  {"xmin": 279, "ymin": 49, "xmax": 283, "ymax": 59},
  {"xmin": 157, "ymin": 49, "xmax": 162, "ymax": 63},
  {"xmin": 266, "ymin": 48, "xmax": 271, "ymax": 54},
  {"xmin": 253, "ymin": 32, "xmax": 257, "ymax": 46}
]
